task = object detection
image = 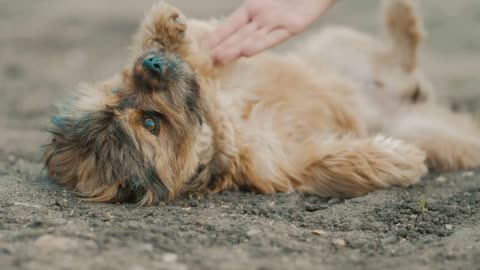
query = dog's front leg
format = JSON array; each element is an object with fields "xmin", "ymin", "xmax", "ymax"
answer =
[{"xmin": 131, "ymin": 3, "xmax": 190, "ymax": 58}]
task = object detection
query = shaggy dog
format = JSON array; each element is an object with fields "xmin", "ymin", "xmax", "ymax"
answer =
[{"xmin": 44, "ymin": 0, "xmax": 480, "ymax": 205}]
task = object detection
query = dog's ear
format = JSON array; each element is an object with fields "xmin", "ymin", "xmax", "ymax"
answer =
[
  {"xmin": 384, "ymin": 0, "xmax": 425, "ymax": 72},
  {"xmin": 131, "ymin": 2, "xmax": 189, "ymax": 57}
]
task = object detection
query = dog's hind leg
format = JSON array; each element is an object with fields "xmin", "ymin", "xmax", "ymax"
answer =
[
  {"xmin": 292, "ymin": 135, "xmax": 427, "ymax": 197},
  {"xmin": 384, "ymin": 106, "xmax": 480, "ymax": 171},
  {"xmin": 384, "ymin": 0, "xmax": 424, "ymax": 72}
]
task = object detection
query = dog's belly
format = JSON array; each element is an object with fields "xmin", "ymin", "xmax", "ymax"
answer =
[{"xmin": 217, "ymin": 53, "xmax": 368, "ymax": 148}]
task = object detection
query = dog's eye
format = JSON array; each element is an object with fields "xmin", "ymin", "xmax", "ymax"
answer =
[{"xmin": 143, "ymin": 115, "xmax": 159, "ymax": 134}]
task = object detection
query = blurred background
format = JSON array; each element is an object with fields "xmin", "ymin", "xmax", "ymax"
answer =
[{"xmin": 1, "ymin": 0, "xmax": 480, "ymax": 161}]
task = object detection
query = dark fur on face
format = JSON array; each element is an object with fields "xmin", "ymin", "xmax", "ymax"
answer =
[{"xmin": 44, "ymin": 49, "xmax": 205, "ymax": 205}]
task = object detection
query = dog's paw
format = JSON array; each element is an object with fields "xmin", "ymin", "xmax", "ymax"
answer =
[
  {"xmin": 156, "ymin": 3, "xmax": 187, "ymax": 42},
  {"xmin": 137, "ymin": 2, "xmax": 188, "ymax": 52},
  {"xmin": 371, "ymin": 135, "xmax": 428, "ymax": 187}
]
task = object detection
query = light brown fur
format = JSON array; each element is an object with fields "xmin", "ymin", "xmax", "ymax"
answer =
[{"xmin": 44, "ymin": 0, "xmax": 480, "ymax": 205}]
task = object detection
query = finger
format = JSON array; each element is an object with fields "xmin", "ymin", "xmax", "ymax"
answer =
[
  {"xmin": 211, "ymin": 22, "xmax": 258, "ymax": 64},
  {"xmin": 218, "ymin": 21, "xmax": 258, "ymax": 51},
  {"xmin": 241, "ymin": 28, "xmax": 290, "ymax": 57},
  {"xmin": 208, "ymin": 5, "xmax": 250, "ymax": 49},
  {"xmin": 234, "ymin": 26, "xmax": 269, "ymax": 55}
]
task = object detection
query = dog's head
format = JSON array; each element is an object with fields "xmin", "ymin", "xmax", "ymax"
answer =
[
  {"xmin": 45, "ymin": 49, "xmax": 207, "ymax": 205},
  {"xmin": 44, "ymin": 3, "xmax": 216, "ymax": 205}
]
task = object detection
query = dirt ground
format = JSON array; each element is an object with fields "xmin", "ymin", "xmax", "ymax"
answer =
[{"xmin": 1, "ymin": 1, "xmax": 480, "ymax": 269}]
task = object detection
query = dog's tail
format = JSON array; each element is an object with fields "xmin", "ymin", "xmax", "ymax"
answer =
[{"xmin": 383, "ymin": 0, "xmax": 425, "ymax": 72}]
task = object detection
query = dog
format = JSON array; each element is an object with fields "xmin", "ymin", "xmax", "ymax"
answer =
[{"xmin": 44, "ymin": 0, "xmax": 480, "ymax": 205}]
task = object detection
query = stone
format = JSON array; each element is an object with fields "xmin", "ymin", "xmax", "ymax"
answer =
[
  {"xmin": 312, "ymin": 229, "xmax": 327, "ymax": 236},
  {"xmin": 162, "ymin": 253, "xmax": 178, "ymax": 263},
  {"xmin": 7, "ymin": 154, "xmax": 16, "ymax": 163},
  {"xmin": 435, "ymin": 176, "xmax": 447, "ymax": 183},
  {"xmin": 328, "ymin": 197, "xmax": 341, "ymax": 205},
  {"xmin": 246, "ymin": 228, "xmax": 261, "ymax": 237},
  {"xmin": 332, "ymin": 238, "xmax": 346, "ymax": 247},
  {"xmin": 34, "ymin": 235, "xmax": 79, "ymax": 251}
]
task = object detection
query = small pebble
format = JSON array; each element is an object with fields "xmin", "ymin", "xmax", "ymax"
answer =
[
  {"xmin": 312, "ymin": 229, "xmax": 327, "ymax": 236},
  {"xmin": 100, "ymin": 212, "xmax": 115, "ymax": 221},
  {"xmin": 462, "ymin": 171, "xmax": 474, "ymax": 177},
  {"xmin": 13, "ymin": 202, "xmax": 42, "ymax": 209},
  {"xmin": 348, "ymin": 197, "xmax": 368, "ymax": 204},
  {"xmin": 246, "ymin": 229, "xmax": 260, "ymax": 237},
  {"xmin": 445, "ymin": 224, "xmax": 453, "ymax": 230},
  {"xmin": 162, "ymin": 253, "xmax": 178, "ymax": 263},
  {"xmin": 328, "ymin": 198, "xmax": 341, "ymax": 205},
  {"xmin": 139, "ymin": 243, "xmax": 154, "ymax": 253},
  {"xmin": 435, "ymin": 176, "xmax": 447, "ymax": 183},
  {"xmin": 332, "ymin": 238, "xmax": 346, "ymax": 247},
  {"xmin": 7, "ymin": 154, "xmax": 16, "ymax": 163}
]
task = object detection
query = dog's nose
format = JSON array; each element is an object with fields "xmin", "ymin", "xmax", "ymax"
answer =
[{"xmin": 143, "ymin": 55, "xmax": 164, "ymax": 73}]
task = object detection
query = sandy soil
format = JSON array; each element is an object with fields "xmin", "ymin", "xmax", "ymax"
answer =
[{"xmin": 1, "ymin": 1, "xmax": 480, "ymax": 269}]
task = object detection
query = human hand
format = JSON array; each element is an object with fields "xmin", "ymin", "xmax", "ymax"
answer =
[{"xmin": 209, "ymin": 0, "xmax": 336, "ymax": 65}]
